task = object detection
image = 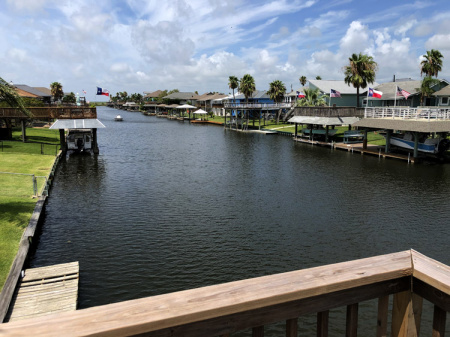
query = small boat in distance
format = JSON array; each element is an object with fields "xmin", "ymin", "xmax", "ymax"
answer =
[{"xmin": 114, "ymin": 115, "xmax": 123, "ymax": 121}]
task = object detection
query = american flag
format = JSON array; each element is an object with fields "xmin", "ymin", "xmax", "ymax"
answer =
[
  {"xmin": 397, "ymin": 86, "xmax": 410, "ymax": 99},
  {"xmin": 82, "ymin": 89, "xmax": 87, "ymax": 94},
  {"xmin": 330, "ymin": 89, "xmax": 341, "ymax": 97}
]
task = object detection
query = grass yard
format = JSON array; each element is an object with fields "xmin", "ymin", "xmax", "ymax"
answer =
[{"xmin": 0, "ymin": 127, "xmax": 58, "ymax": 291}]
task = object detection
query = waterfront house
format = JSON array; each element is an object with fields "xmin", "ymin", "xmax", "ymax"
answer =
[
  {"xmin": 284, "ymin": 87, "xmax": 307, "ymax": 104},
  {"xmin": 143, "ymin": 90, "xmax": 163, "ymax": 101},
  {"xmin": 432, "ymin": 85, "xmax": 450, "ymax": 106},
  {"xmin": 308, "ymin": 79, "xmax": 375, "ymax": 107},
  {"xmin": 162, "ymin": 92, "xmax": 200, "ymax": 105},
  {"xmin": 13, "ymin": 84, "xmax": 52, "ymax": 104},
  {"xmin": 196, "ymin": 92, "xmax": 228, "ymax": 116},
  {"xmin": 363, "ymin": 79, "xmax": 449, "ymax": 108}
]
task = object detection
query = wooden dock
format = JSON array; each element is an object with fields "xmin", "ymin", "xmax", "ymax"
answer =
[
  {"xmin": 5, "ymin": 262, "xmax": 79, "ymax": 322},
  {"xmin": 294, "ymin": 137, "xmax": 416, "ymax": 163}
]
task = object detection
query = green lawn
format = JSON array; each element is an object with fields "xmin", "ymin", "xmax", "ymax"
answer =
[{"xmin": 0, "ymin": 128, "xmax": 58, "ymax": 291}]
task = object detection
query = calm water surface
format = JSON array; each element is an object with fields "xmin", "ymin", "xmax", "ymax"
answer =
[{"xmin": 30, "ymin": 107, "xmax": 449, "ymax": 334}]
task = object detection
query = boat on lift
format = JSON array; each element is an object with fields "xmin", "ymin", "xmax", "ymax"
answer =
[{"xmin": 383, "ymin": 132, "xmax": 450, "ymax": 154}]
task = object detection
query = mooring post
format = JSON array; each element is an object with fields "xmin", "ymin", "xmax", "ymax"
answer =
[
  {"xmin": 21, "ymin": 120, "xmax": 27, "ymax": 142},
  {"xmin": 59, "ymin": 129, "xmax": 66, "ymax": 152},
  {"xmin": 92, "ymin": 128, "xmax": 99, "ymax": 154}
]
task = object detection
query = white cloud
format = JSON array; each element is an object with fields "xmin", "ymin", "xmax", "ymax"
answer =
[{"xmin": 425, "ymin": 34, "xmax": 450, "ymax": 51}]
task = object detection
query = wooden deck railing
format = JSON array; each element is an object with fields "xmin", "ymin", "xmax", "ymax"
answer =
[
  {"xmin": 293, "ymin": 106, "xmax": 365, "ymax": 117},
  {"xmin": 0, "ymin": 250, "xmax": 448, "ymax": 336},
  {"xmin": 364, "ymin": 107, "xmax": 450, "ymax": 120},
  {"xmin": 0, "ymin": 107, "xmax": 97, "ymax": 119}
]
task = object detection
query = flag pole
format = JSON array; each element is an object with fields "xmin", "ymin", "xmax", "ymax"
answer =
[
  {"xmin": 366, "ymin": 88, "xmax": 369, "ymax": 107},
  {"xmin": 394, "ymin": 86, "xmax": 397, "ymax": 107},
  {"xmin": 329, "ymin": 89, "xmax": 331, "ymax": 107}
]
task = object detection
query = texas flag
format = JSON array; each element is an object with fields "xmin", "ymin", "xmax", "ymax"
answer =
[
  {"xmin": 96, "ymin": 87, "xmax": 109, "ymax": 96},
  {"xmin": 368, "ymin": 88, "xmax": 382, "ymax": 98},
  {"xmin": 296, "ymin": 91, "xmax": 305, "ymax": 98}
]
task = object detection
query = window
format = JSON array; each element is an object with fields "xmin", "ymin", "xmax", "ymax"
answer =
[{"xmin": 441, "ymin": 97, "xmax": 449, "ymax": 105}]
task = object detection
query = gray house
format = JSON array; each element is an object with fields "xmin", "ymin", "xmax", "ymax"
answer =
[
  {"xmin": 308, "ymin": 80, "xmax": 378, "ymax": 107},
  {"xmin": 363, "ymin": 79, "xmax": 449, "ymax": 107},
  {"xmin": 432, "ymin": 85, "xmax": 450, "ymax": 107}
]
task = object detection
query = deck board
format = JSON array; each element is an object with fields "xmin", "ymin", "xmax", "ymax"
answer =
[{"xmin": 5, "ymin": 262, "xmax": 79, "ymax": 322}]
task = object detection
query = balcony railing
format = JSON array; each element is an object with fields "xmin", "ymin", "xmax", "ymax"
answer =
[
  {"xmin": 293, "ymin": 106, "xmax": 365, "ymax": 117},
  {"xmin": 0, "ymin": 107, "xmax": 97, "ymax": 119},
  {"xmin": 1, "ymin": 250, "xmax": 448, "ymax": 336},
  {"xmin": 364, "ymin": 107, "xmax": 450, "ymax": 120}
]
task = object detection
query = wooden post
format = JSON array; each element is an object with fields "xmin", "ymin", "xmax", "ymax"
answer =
[
  {"xmin": 413, "ymin": 132, "xmax": 419, "ymax": 159},
  {"xmin": 385, "ymin": 130, "xmax": 392, "ymax": 153},
  {"xmin": 286, "ymin": 318, "xmax": 297, "ymax": 337},
  {"xmin": 295, "ymin": 123, "xmax": 298, "ymax": 138},
  {"xmin": 377, "ymin": 295, "xmax": 389, "ymax": 337},
  {"xmin": 317, "ymin": 310, "xmax": 329, "ymax": 337},
  {"xmin": 21, "ymin": 120, "xmax": 27, "ymax": 142},
  {"xmin": 432, "ymin": 305, "xmax": 446, "ymax": 337},
  {"xmin": 391, "ymin": 291, "xmax": 422, "ymax": 337},
  {"xmin": 252, "ymin": 325, "xmax": 264, "ymax": 337},
  {"xmin": 309, "ymin": 124, "xmax": 313, "ymax": 141},
  {"xmin": 325, "ymin": 125, "xmax": 329, "ymax": 143},
  {"xmin": 224, "ymin": 110, "xmax": 227, "ymax": 129},
  {"xmin": 59, "ymin": 129, "xmax": 66, "ymax": 152},
  {"xmin": 363, "ymin": 129, "xmax": 368, "ymax": 150},
  {"xmin": 346, "ymin": 303, "xmax": 358, "ymax": 337},
  {"xmin": 92, "ymin": 128, "xmax": 99, "ymax": 154}
]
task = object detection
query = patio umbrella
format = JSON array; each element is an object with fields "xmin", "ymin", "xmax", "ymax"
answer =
[
  {"xmin": 193, "ymin": 109, "xmax": 207, "ymax": 114},
  {"xmin": 176, "ymin": 104, "xmax": 196, "ymax": 109}
]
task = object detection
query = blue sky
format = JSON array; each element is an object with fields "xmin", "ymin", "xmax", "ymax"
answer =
[{"xmin": 1, "ymin": 0, "xmax": 449, "ymax": 101}]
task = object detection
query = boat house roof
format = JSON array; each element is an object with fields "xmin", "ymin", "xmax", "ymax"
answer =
[{"xmin": 49, "ymin": 119, "xmax": 106, "ymax": 129}]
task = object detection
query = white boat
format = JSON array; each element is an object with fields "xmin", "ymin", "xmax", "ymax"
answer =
[
  {"xmin": 67, "ymin": 129, "xmax": 92, "ymax": 152},
  {"xmin": 384, "ymin": 132, "xmax": 450, "ymax": 154},
  {"xmin": 114, "ymin": 115, "xmax": 123, "ymax": 121}
]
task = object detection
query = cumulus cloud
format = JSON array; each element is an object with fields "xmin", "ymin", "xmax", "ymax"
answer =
[{"xmin": 426, "ymin": 34, "xmax": 450, "ymax": 51}]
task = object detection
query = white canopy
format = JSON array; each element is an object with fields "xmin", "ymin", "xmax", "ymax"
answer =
[
  {"xmin": 176, "ymin": 104, "xmax": 196, "ymax": 109},
  {"xmin": 193, "ymin": 109, "xmax": 207, "ymax": 114}
]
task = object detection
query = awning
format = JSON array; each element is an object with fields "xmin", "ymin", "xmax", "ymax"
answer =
[
  {"xmin": 49, "ymin": 119, "xmax": 106, "ymax": 129},
  {"xmin": 352, "ymin": 118, "xmax": 450, "ymax": 133},
  {"xmin": 288, "ymin": 116, "xmax": 360, "ymax": 125}
]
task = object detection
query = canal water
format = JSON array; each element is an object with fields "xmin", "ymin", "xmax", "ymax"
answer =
[{"xmin": 30, "ymin": 107, "xmax": 449, "ymax": 334}]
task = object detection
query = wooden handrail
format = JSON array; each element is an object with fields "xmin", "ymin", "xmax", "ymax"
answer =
[
  {"xmin": 0, "ymin": 107, "xmax": 97, "ymax": 119},
  {"xmin": 0, "ymin": 250, "xmax": 447, "ymax": 337}
]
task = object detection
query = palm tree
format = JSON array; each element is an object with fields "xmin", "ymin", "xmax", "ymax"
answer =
[
  {"xmin": 344, "ymin": 53, "xmax": 378, "ymax": 107},
  {"xmin": 296, "ymin": 88, "xmax": 327, "ymax": 107},
  {"xmin": 299, "ymin": 76, "xmax": 307, "ymax": 87},
  {"xmin": 420, "ymin": 49, "xmax": 444, "ymax": 78},
  {"xmin": 239, "ymin": 74, "xmax": 255, "ymax": 128},
  {"xmin": 267, "ymin": 80, "xmax": 286, "ymax": 124},
  {"xmin": 228, "ymin": 76, "xmax": 239, "ymax": 103},
  {"xmin": 418, "ymin": 76, "xmax": 440, "ymax": 105},
  {"xmin": 50, "ymin": 82, "xmax": 64, "ymax": 102},
  {"xmin": 315, "ymin": 76, "xmax": 322, "ymax": 80}
]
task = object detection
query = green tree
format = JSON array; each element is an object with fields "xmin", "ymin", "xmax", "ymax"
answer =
[
  {"xmin": 344, "ymin": 52, "xmax": 378, "ymax": 107},
  {"xmin": 420, "ymin": 49, "xmax": 444, "ymax": 78},
  {"xmin": 228, "ymin": 76, "xmax": 239, "ymax": 103},
  {"xmin": 267, "ymin": 79, "xmax": 286, "ymax": 124},
  {"xmin": 299, "ymin": 76, "xmax": 307, "ymax": 86},
  {"xmin": 50, "ymin": 82, "xmax": 64, "ymax": 102},
  {"xmin": 62, "ymin": 92, "xmax": 76, "ymax": 104},
  {"xmin": 120, "ymin": 91, "xmax": 129, "ymax": 102},
  {"xmin": 315, "ymin": 76, "xmax": 322, "ymax": 80},
  {"xmin": 296, "ymin": 88, "xmax": 327, "ymax": 107},
  {"xmin": 239, "ymin": 74, "xmax": 255, "ymax": 127},
  {"xmin": 418, "ymin": 76, "xmax": 440, "ymax": 105}
]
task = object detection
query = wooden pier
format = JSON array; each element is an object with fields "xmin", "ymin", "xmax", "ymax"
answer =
[
  {"xmin": 5, "ymin": 262, "xmax": 79, "ymax": 322},
  {"xmin": 294, "ymin": 137, "xmax": 416, "ymax": 163}
]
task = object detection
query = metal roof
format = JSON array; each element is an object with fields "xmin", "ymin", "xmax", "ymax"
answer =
[
  {"xmin": 14, "ymin": 85, "xmax": 52, "ymax": 97},
  {"xmin": 309, "ymin": 80, "xmax": 379, "ymax": 95},
  {"xmin": 352, "ymin": 118, "xmax": 450, "ymax": 132},
  {"xmin": 288, "ymin": 116, "xmax": 360, "ymax": 125},
  {"xmin": 49, "ymin": 119, "xmax": 106, "ymax": 129}
]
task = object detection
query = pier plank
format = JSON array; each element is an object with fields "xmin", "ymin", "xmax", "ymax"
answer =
[{"xmin": 5, "ymin": 262, "xmax": 78, "ymax": 323}]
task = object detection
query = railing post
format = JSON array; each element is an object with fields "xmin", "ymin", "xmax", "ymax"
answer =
[
  {"xmin": 252, "ymin": 325, "xmax": 264, "ymax": 337},
  {"xmin": 286, "ymin": 318, "xmax": 298, "ymax": 337},
  {"xmin": 432, "ymin": 305, "xmax": 446, "ymax": 337},
  {"xmin": 317, "ymin": 310, "xmax": 329, "ymax": 337},
  {"xmin": 391, "ymin": 291, "xmax": 422, "ymax": 337},
  {"xmin": 377, "ymin": 295, "xmax": 389, "ymax": 337},
  {"xmin": 32, "ymin": 174, "xmax": 37, "ymax": 196},
  {"xmin": 346, "ymin": 303, "xmax": 358, "ymax": 337}
]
